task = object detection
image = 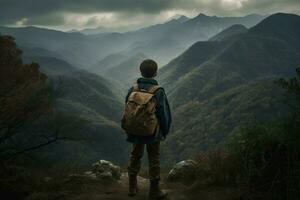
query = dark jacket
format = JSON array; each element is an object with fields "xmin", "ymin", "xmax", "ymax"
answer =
[{"xmin": 125, "ymin": 77, "xmax": 172, "ymax": 144}]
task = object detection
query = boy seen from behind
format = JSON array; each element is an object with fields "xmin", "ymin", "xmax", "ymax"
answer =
[{"xmin": 121, "ymin": 59, "xmax": 172, "ymax": 200}]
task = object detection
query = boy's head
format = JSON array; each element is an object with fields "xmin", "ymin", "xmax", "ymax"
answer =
[{"xmin": 140, "ymin": 59, "xmax": 158, "ymax": 78}]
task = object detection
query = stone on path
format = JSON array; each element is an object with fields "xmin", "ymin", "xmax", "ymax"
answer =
[{"xmin": 167, "ymin": 159, "xmax": 198, "ymax": 185}]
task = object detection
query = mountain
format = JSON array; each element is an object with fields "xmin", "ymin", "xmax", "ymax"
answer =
[
  {"xmin": 174, "ymin": 13, "xmax": 263, "ymax": 42},
  {"xmin": 19, "ymin": 43, "xmax": 128, "ymax": 166},
  {"xmin": 89, "ymin": 53, "xmax": 130, "ymax": 73},
  {"xmin": 55, "ymin": 70, "xmax": 123, "ymax": 121},
  {"xmin": 73, "ymin": 15, "xmax": 188, "ymax": 35},
  {"xmin": 23, "ymin": 56, "xmax": 77, "ymax": 75},
  {"xmin": 159, "ymin": 13, "xmax": 300, "ymax": 165},
  {"xmin": 79, "ymin": 26, "xmax": 118, "ymax": 35},
  {"xmin": 21, "ymin": 46, "xmax": 63, "ymax": 59},
  {"xmin": 78, "ymin": 25, "xmax": 144, "ymax": 35},
  {"xmin": 101, "ymin": 53, "xmax": 147, "ymax": 84},
  {"xmin": 0, "ymin": 13, "xmax": 265, "ymax": 72},
  {"xmin": 209, "ymin": 24, "xmax": 248, "ymax": 41},
  {"xmin": 115, "ymin": 13, "xmax": 265, "ymax": 66},
  {"xmin": 0, "ymin": 26, "xmax": 102, "ymax": 68},
  {"xmin": 0, "ymin": 26, "xmax": 130, "ymax": 69},
  {"xmin": 249, "ymin": 13, "xmax": 300, "ymax": 49},
  {"xmin": 39, "ymin": 69, "xmax": 128, "ymax": 167}
]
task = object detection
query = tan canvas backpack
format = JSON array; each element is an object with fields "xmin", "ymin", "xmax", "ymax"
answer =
[{"xmin": 121, "ymin": 84, "xmax": 161, "ymax": 136}]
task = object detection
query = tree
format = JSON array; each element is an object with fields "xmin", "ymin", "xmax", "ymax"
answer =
[
  {"xmin": 228, "ymin": 68, "xmax": 300, "ymax": 199},
  {"xmin": 276, "ymin": 68, "xmax": 300, "ymax": 151},
  {"xmin": 0, "ymin": 35, "xmax": 53, "ymax": 159}
]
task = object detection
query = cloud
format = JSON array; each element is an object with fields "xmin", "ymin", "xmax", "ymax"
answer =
[{"xmin": 0, "ymin": 0, "xmax": 299, "ymax": 29}]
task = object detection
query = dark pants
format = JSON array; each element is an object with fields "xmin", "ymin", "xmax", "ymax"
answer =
[{"xmin": 128, "ymin": 142, "xmax": 160, "ymax": 181}]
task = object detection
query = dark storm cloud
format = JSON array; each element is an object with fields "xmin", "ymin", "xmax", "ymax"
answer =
[
  {"xmin": 0, "ymin": 0, "xmax": 299, "ymax": 26},
  {"xmin": 176, "ymin": 0, "xmax": 300, "ymax": 16},
  {"xmin": 0, "ymin": 0, "xmax": 173, "ymax": 25}
]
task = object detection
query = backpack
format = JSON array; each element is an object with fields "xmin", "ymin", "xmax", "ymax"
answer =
[{"xmin": 121, "ymin": 84, "xmax": 161, "ymax": 136}]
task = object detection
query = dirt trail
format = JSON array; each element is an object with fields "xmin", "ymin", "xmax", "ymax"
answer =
[
  {"xmin": 55, "ymin": 173, "xmax": 239, "ymax": 200},
  {"xmin": 61, "ymin": 173, "xmax": 190, "ymax": 200}
]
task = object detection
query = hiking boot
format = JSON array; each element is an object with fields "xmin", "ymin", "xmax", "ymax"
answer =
[
  {"xmin": 148, "ymin": 179, "xmax": 168, "ymax": 200},
  {"xmin": 128, "ymin": 174, "xmax": 138, "ymax": 197}
]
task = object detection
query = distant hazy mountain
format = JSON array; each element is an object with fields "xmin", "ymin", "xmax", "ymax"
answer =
[
  {"xmin": 209, "ymin": 24, "xmax": 248, "ymax": 41},
  {"xmin": 89, "ymin": 13, "xmax": 265, "ymax": 82},
  {"xmin": 77, "ymin": 25, "xmax": 141, "ymax": 35},
  {"xmin": 0, "ymin": 26, "xmax": 102, "ymax": 68},
  {"xmin": 78, "ymin": 15, "xmax": 190, "ymax": 36},
  {"xmin": 0, "ymin": 13, "xmax": 265, "ymax": 74},
  {"xmin": 89, "ymin": 53, "xmax": 130, "ymax": 73},
  {"xmin": 21, "ymin": 46, "xmax": 63, "ymax": 59},
  {"xmin": 171, "ymin": 13, "xmax": 263, "ymax": 43},
  {"xmin": 101, "ymin": 53, "xmax": 147, "ymax": 84},
  {"xmin": 112, "ymin": 13, "xmax": 265, "ymax": 66},
  {"xmin": 79, "ymin": 26, "xmax": 118, "ymax": 35},
  {"xmin": 159, "ymin": 13, "xmax": 300, "ymax": 164}
]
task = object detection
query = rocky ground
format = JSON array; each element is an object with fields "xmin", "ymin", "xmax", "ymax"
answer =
[
  {"xmin": 35, "ymin": 173, "xmax": 239, "ymax": 200},
  {"xmin": 24, "ymin": 160, "xmax": 242, "ymax": 200}
]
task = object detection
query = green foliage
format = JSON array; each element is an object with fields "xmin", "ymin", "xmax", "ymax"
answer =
[
  {"xmin": 0, "ymin": 35, "xmax": 54, "ymax": 160},
  {"xmin": 225, "ymin": 68, "xmax": 300, "ymax": 198},
  {"xmin": 276, "ymin": 68, "xmax": 300, "ymax": 113},
  {"xmin": 228, "ymin": 120, "xmax": 284, "ymax": 178},
  {"xmin": 183, "ymin": 68, "xmax": 300, "ymax": 198},
  {"xmin": 194, "ymin": 150, "xmax": 238, "ymax": 186},
  {"xmin": 0, "ymin": 34, "xmax": 128, "ymax": 167},
  {"xmin": 159, "ymin": 14, "xmax": 300, "ymax": 165}
]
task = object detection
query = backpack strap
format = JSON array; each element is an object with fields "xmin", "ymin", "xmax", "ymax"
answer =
[
  {"xmin": 133, "ymin": 84, "xmax": 148, "ymax": 92},
  {"xmin": 132, "ymin": 84, "xmax": 139, "ymax": 92},
  {"xmin": 147, "ymin": 85, "xmax": 162, "ymax": 94}
]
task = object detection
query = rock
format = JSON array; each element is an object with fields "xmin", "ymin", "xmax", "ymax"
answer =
[
  {"xmin": 92, "ymin": 160, "xmax": 121, "ymax": 181},
  {"xmin": 167, "ymin": 159, "xmax": 198, "ymax": 185},
  {"xmin": 43, "ymin": 176, "xmax": 52, "ymax": 182},
  {"xmin": 84, "ymin": 171, "xmax": 97, "ymax": 179},
  {"xmin": 65, "ymin": 160, "xmax": 121, "ymax": 183},
  {"xmin": 98, "ymin": 171, "xmax": 113, "ymax": 180}
]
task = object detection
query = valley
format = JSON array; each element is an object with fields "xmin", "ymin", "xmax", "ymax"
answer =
[{"xmin": 0, "ymin": 13, "xmax": 299, "ymax": 168}]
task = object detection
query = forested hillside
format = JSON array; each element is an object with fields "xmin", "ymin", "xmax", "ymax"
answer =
[
  {"xmin": 1, "ymin": 12, "xmax": 297, "ymax": 168},
  {"xmin": 159, "ymin": 13, "xmax": 300, "ymax": 164},
  {"xmin": 0, "ymin": 35, "xmax": 129, "ymax": 168}
]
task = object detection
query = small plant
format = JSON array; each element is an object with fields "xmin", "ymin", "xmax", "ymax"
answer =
[{"xmin": 194, "ymin": 149, "xmax": 239, "ymax": 186}]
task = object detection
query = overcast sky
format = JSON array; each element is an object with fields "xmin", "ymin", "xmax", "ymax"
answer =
[{"xmin": 0, "ymin": 0, "xmax": 299, "ymax": 31}]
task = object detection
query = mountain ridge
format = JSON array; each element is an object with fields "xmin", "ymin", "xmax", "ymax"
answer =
[
  {"xmin": 209, "ymin": 24, "xmax": 248, "ymax": 41},
  {"xmin": 159, "ymin": 13, "xmax": 300, "ymax": 164}
]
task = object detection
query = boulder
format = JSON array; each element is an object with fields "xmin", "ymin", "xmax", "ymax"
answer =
[
  {"xmin": 167, "ymin": 160, "xmax": 198, "ymax": 185},
  {"xmin": 65, "ymin": 160, "xmax": 121, "ymax": 183},
  {"xmin": 43, "ymin": 176, "xmax": 52, "ymax": 182},
  {"xmin": 91, "ymin": 160, "xmax": 121, "ymax": 181},
  {"xmin": 84, "ymin": 171, "xmax": 97, "ymax": 179}
]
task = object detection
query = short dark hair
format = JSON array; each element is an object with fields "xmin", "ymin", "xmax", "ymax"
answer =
[{"xmin": 140, "ymin": 59, "xmax": 158, "ymax": 78}]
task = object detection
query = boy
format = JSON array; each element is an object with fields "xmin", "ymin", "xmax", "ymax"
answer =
[{"xmin": 122, "ymin": 59, "xmax": 171, "ymax": 200}]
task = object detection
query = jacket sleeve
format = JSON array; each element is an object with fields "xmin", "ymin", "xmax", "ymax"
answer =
[{"xmin": 155, "ymin": 88, "xmax": 172, "ymax": 137}]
